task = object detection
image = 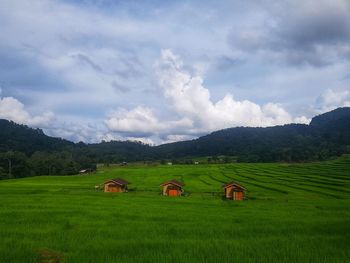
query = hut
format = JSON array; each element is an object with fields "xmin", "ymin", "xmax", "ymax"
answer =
[
  {"xmin": 79, "ymin": 168, "xmax": 95, "ymax": 174},
  {"xmin": 160, "ymin": 180, "xmax": 184, "ymax": 196},
  {"xmin": 104, "ymin": 178, "xmax": 129, "ymax": 193},
  {"xmin": 223, "ymin": 182, "xmax": 246, "ymax": 200}
]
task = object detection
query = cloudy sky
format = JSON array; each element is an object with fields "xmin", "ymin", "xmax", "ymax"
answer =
[{"xmin": 0, "ymin": 0, "xmax": 350, "ymax": 144}]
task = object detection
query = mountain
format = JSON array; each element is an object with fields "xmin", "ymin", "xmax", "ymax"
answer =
[
  {"xmin": 0, "ymin": 120, "xmax": 150, "ymax": 178},
  {"xmin": 154, "ymin": 107, "xmax": 350, "ymax": 161},
  {"xmin": 0, "ymin": 120, "xmax": 74, "ymax": 155},
  {"xmin": 310, "ymin": 107, "xmax": 350, "ymax": 128},
  {"xmin": 0, "ymin": 107, "xmax": 349, "ymax": 178}
]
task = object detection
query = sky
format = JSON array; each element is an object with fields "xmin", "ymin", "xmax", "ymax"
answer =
[{"xmin": 0, "ymin": 0, "xmax": 350, "ymax": 144}]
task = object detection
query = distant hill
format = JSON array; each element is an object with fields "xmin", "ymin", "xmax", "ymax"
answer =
[
  {"xmin": 0, "ymin": 120, "xmax": 150, "ymax": 178},
  {"xmin": 0, "ymin": 107, "xmax": 349, "ymax": 178},
  {"xmin": 310, "ymin": 107, "xmax": 350, "ymax": 128},
  {"xmin": 0, "ymin": 120, "xmax": 74, "ymax": 155},
  {"xmin": 154, "ymin": 107, "xmax": 350, "ymax": 161}
]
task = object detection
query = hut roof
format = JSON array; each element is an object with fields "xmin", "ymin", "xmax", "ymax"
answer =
[
  {"xmin": 223, "ymin": 181, "xmax": 246, "ymax": 190},
  {"xmin": 160, "ymin": 180, "xmax": 185, "ymax": 187},
  {"xmin": 79, "ymin": 168, "xmax": 94, "ymax": 173},
  {"xmin": 104, "ymin": 178, "xmax": 129, "ymax": 186}
]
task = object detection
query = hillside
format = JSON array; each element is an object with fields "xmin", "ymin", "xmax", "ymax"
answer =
[
  {"xmin": 0, "ymin": 107, "xmax": 349, "ymax": 178},
  {"xmin": 154, "ymin": 107, "xmax": 350, "ymax": 161},
  {"xmin": 0, "ymin": 120, "xmax": 74, "ymax": 155}
]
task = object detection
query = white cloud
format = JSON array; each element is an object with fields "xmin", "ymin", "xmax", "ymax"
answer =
[
  {"xmin": 105, "ymin": 106, "xmax": 163, "ymax": 137},
  {"xmin": 0, "ymin": 96, "xmax": 55, "ymax": 127},
  {"xmin": 316, "ymin": 89, "xmax": 350, "ymax": 113},
  {"xmin": 105, "ymin": 50, "xmax": 308, "ymax": 143},
  {"xmin": 161, "ymin": 134, "xmax": 196, "ymax": 144},
  {"xmin": 156, "ymin": 50, "xmax": 307, "ymax": 131},
  {"xmin": 294, "ymin": 116, "xmax": 311, "ymax": 124},
  {"xmin": 44, "ymin": 120, "xmax": 120, "ymax": 143},
  {"xmin": 125, "ymin": 137, "xmax": 155, "ymax": 146},
  {"xmin": 105, "ymin": 106, "xmax": 193, "ymax": 138}
]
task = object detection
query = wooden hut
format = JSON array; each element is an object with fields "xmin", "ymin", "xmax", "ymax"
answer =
[
  {"xmin": 223, "ymin": 182, "xmax": 246, "ymax": 200},
  {"xmin": 104, "ymin": 178, "xmax": 129, "ymax": 193},
  {"xmin": 160, "ymin": 180, "xmax": 184, "ymax": 196},
  {"xmin": 79, "ymin": 168, "xmax": 95, "ymax": 174}
]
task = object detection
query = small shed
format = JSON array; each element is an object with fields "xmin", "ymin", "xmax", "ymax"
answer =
[
  {"xmin": 223, "ymin": 181, "xmax": 246, "ymax": 200},
  {"xmin": 104, "ymin": 178, "xmax": 129, "ymax": 193},
  {"xmin": 79, "ymin": 168, "xmax": 95, "ymax": 174},
  {"xmin": 160, "ymin": 180, "xmax": 184, "ymax": 196}
]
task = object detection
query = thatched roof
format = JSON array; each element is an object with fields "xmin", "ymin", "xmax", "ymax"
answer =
[
  {"xmin": 223, "ymin": 181, "xmax": 246, "ymax": 190},
  {"xmin": 104, "ymin": 178, "xmax": 129, "ymax": 186},
  {"xmin": 160, "ymin": 180, "xmax": 185, "ymax": 187}
]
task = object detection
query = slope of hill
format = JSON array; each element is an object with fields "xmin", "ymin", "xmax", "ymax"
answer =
[
  {"xmin": 0, "ymin": 120, "xmax": 74, "ymax": 155},
  {"xmin": 0, "ymin": 107, "xmax": 349, "ymax": 178},
  {"xmin": 154, "ymin": 107, "xmax": 350, "ymax": 161},
  {"xmin": 310, "ymin": 107, "xmax": 350, "ymax": 127}
]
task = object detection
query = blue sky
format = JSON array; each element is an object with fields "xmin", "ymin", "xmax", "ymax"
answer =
[{"xmin": 0, "ymin": 0, "xmax": 349, "ymax": 144}]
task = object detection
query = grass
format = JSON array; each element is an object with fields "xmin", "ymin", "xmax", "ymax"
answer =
[{"xmin": 0, "ymin": 156, "xmax": 350, "ymax": 262}]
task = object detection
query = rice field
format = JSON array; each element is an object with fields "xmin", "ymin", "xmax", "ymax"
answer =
[{"xmin": 0, "ymin": 155, "xmax": 350, "ymax": 262}]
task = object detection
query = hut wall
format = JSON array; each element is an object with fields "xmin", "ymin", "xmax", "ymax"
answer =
[
  {"xmin": 225, "ymin": 186, "xmax": 234, "ymax": 199},
  {"xmin": 163, "ymin": 184, "xmax": 182, "ymax": 196},
  {"xmin": 163, "ymin": 185, "xmax": 169, "ymax": 195},
  {"xmin": 104, "ymin": 183, "xmax": 122, "ymax": 193}
]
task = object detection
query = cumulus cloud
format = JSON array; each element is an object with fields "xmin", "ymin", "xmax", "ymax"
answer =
[
  {"xmin": 105, "ymin": 50, "xmax": 308, "ymax": 142},
  {"xmin": 156, "ymin": 50, "xmax": 308, "ymax": 129},
  {"xmin": 105, "ymin": 106, "xmax": 193, "ymax": 138},
  {"xmin": 315, "ymin": 89, "xmax": 350, "ymax": 112},
  {"xmin": 0, "ymin": 96, "xmax": 55, "ymax": 127},
  {"xmin": 44, "ymin": 120, "xmax": 121, "ymax": 143},
  {"xmin": 106, "ymin": 106, "xmax": 164, "ymax": 137}
]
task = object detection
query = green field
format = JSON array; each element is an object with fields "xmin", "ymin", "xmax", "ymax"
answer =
[{"xmin": 1, "ymin": 156, "xmax": 350, "ymax": 263}]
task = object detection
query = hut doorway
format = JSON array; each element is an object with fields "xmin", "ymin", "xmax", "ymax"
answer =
[
  {"xmin": 108, "ymin": 185, "xmax": 118, "ymax": 192},
  {"xmin": 169, "ymin": 189, "xmax": 179, "ymax": 196},
  {"xmin": 233, "ymin": 191, "xmax": 243, "ymax": 200}
]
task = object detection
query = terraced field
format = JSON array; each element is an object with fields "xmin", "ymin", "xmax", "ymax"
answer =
[{"xmin": 0, "ymin": 156, "xmax": 349, "ymax": 262}]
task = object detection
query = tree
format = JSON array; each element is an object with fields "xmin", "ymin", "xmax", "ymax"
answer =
[{"xmin": 0, "ymin": 151, "xmax": 14, "ymax": 178}]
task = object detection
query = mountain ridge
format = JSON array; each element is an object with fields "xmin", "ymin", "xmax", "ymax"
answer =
[{"xmin": 0, "ymin": 107, "xmax": 349, "ymax": 178}]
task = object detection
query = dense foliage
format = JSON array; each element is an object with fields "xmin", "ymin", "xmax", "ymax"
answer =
[
  {"xmin": 0, "ymin": 107, "xmax": 349, "ymax": 178},
  {"xmin": 154, "ymin": 107, "xmax": 350, "ymax": 161}
]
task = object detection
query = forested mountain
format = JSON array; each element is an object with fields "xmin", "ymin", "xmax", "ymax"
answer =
[
  {"xmin": 0, "ymin": 120, "xmax": 74, "ymax": 154},
  {"xmin": 154, "ymin": 107, "xmax": 350, "ymax": 161},
  {"xmin": 0, "ymin": 107, "xmax": 349, "ymax": 178}
]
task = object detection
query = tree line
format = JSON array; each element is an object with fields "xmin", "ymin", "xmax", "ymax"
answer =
[{"xmin": 1, "ymin": 107, "xmax": 349, "ymax": 179}]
